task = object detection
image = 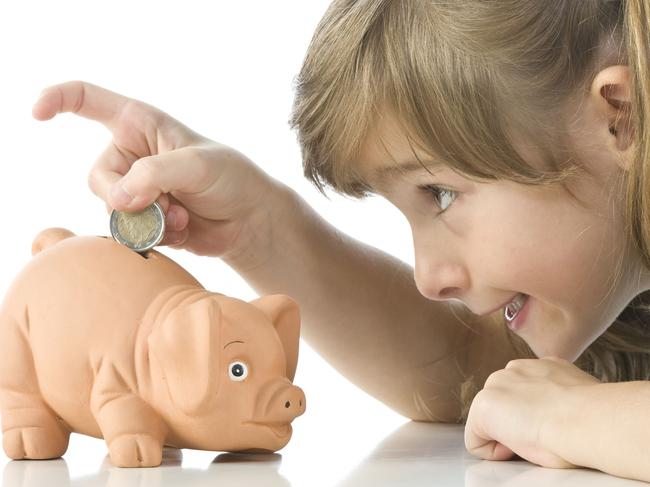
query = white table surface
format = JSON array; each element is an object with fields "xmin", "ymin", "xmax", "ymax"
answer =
[{"xmin": 1, "ymin": 420, "xmax": 646, "ymax": 487}]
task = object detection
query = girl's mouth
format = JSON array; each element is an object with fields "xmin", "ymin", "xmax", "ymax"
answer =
[{"xmin": 504, "ymin": 293, "xmax": 530, "ymax": 331}]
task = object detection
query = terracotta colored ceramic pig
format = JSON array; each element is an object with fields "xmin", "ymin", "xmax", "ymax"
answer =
[{"xmin": 0, "ymin": 228, "xmax": 306, "ymax": 467}]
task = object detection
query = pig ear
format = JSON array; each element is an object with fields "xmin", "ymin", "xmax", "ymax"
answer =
[
  {"xmin": 147, "ymin": 297, "xmax": 222, "ymax": 415},
  {"xmin": 250, "ymin": 295, "xmax": 301, "ymax": 382}
]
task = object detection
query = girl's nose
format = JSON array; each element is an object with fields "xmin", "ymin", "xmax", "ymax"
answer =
[
  {"xmin": 413, "ymin": 253, "xmax": 470, "ymax": 303},
  {"xmin": 410, "ymin": 224, "xmax": 470, "ymax": 302}
]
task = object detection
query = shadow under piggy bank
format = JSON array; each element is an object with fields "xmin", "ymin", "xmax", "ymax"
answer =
[
  {"xmin": 0, "ymin": 228, "xmax": 306, "ymax": 467},
  {"xmin": 3, "ymin": 448, "xmax": 292, "ymax": 487}
]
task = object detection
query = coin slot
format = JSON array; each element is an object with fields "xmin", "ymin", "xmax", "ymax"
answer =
[{"xmin": 99, "ymin": 235, "xmax": 151, "ymax": 258}]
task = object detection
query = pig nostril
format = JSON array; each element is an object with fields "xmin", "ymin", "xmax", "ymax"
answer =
[
  {"xmin": 285, "ymin": 401, "xmax": 291, "ymax": 408},
  {"xmin": 299, "ymin": 400, "xmax": 302, "ymax": 407}
]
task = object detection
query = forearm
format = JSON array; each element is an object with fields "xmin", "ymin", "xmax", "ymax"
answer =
[
  {"xmin": 222, "ymin": 183, "xmax": 471, "ymax": 421},
  {"xmin": 548, "ymin": 381, "xmax": 650, "ymax": 482}
]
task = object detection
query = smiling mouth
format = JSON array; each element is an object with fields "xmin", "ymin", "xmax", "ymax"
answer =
[
  {"xmin": 268, "ymin": 424, "xmax": 291, "ymax": 437},
  {"xmin": 245, "ymin": 422, "xmax": 292, "ymax": 438}
]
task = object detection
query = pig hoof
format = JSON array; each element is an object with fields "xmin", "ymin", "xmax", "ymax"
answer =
[
  {"xmin": 109, "ymin": 434, "xmax": 163, "ymax": 467},
  {"xmin": 3, "ymin": 426, "xmax": 69, "ymax": 459}
]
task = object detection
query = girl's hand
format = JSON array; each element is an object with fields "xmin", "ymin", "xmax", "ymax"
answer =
[
  {"xmin": 32, "ymin": 80, "xmax": 285, "ymax": 259},
  {"xmin": 464, "ymin": 356, "xmax": 602, "ymax": 468}
]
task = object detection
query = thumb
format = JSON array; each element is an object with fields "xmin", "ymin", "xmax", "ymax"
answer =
[{"xmin": 108, "ymin": 146, "xmax": 212, "ymax": 211}]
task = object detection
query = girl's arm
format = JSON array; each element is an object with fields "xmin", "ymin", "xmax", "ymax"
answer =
[
  {"xmin": 223, "ymin": 183, "xmax": 518, "ymax": 421},
  {"xmin": 548, "ymin": 380, "xmax": 650, "ymax": 482}
]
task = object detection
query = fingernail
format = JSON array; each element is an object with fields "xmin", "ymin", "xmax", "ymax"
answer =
[
  {"xmin": 166, "ymin": 211, "xmax": 176, "ymax": 229},
  {"xmin": 111, "ymin": 184, "xmax": 134, "ymax": 208}
]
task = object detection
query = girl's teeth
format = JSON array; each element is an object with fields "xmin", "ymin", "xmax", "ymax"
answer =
[{"xmin": 504, "ymin": 294, "xmax": 527, "ymax": 321}]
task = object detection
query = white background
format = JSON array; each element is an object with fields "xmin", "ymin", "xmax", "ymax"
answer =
[{"xmin": 0, "ymin": 1, "xmax": 418, "ymax": 483}]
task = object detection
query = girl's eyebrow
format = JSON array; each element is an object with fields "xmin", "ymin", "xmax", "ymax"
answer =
[{"xmin": 372, "ymin": 159, "xmax": 444, "ymax": 187}]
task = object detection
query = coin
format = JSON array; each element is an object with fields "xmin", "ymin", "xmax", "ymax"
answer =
[{"xmin": 110, "ymin": 201, "xmax": 165, "ymax": 253}]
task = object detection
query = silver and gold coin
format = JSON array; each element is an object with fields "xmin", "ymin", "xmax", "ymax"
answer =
[{"xmin": 110, "ymin": 201, "xmax": 165, "ymax": 253}]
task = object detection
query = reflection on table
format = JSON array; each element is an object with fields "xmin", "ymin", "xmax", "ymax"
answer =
[{"xmin": 2, "ymin": 421, "xmax": 646, "ymax": 487}]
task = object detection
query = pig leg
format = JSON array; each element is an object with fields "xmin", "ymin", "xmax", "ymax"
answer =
[
  {"xmin": 90, "ymin": 359, "xmax": 168, "ymax": 467},
  {"xmin": 0, "ymin": 311, "xmax": 70, "ymax": 459}
]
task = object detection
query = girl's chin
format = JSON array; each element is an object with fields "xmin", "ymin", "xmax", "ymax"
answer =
[{"xmin": 529, "ymin": 340, "xmax": 581, "ymax": 362}]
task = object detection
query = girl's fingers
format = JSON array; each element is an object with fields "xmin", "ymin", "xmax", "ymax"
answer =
[
  {"xmin": 103, "ymin": 193, "xmax": 175, "ymax": 222},
  {"xmin": 107, "ymin": 146, "xmax": 212, "ymax": 212},
  {"xmin": 32, "ymin": 81, "xmax": 130, "ymax": 129},
  {"xmin": 94, "ymin": 144, "xmax": 190, "ymax": 233},
  {"xmin": 90, "ymin": 142, "xmax": 176, "ymax": 217},
  {"xmin": 89, "ymin": 143, "xmax": 132, "ymax": 206},
  {"xmin": 160, "ymin": 228, "xmax": 189, "ymax": 248},
  {"xmin": 156, "ymin": 193, "xmax": 171, "ymax": 215},
  {"xmin": 33, "ymin": 81, "xmax": 204, "ymax": 157},
  {"xmin": 164, "ymin": 203, "xmax": 189, "ymax": 232}
]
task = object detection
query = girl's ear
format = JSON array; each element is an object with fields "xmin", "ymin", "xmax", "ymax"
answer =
[{"xmin": 591, "ymin": 65, "xmax": 635, "ymax": 167}]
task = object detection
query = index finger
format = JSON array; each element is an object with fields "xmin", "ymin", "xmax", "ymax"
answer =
[{"xmin": 32, "ymin": 80, "xmax": 129, "ymax": 129}]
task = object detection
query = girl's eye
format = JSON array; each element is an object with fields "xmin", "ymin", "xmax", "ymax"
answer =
[{"xmin": 418, "ymin": 184, "xmax": 457, "ymax": 214}]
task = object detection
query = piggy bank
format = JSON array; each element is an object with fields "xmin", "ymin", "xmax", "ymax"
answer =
[{"xmin": 0, "ymin": 228, "xmax": 306, "ymax": 467}]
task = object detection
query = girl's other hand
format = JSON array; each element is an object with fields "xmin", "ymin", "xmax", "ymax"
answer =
[{"xmin": 464, "ymin": 356, "xmax": 601, "ymax": 468}]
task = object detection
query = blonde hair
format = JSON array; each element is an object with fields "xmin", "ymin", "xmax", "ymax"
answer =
[{"xmin": 289, "ymin": 0, "xmax": 650, "ymax": 423}]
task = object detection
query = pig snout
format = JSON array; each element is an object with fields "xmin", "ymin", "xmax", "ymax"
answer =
[
  {"xmin": 254, "ymin": 380, "xmax": 306, "ymax": 424},
  {"xmin": 271, "ymin": 385, "xmax": 306, "ymax": 423}
]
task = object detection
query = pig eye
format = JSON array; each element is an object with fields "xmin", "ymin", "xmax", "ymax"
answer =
[{"xmin": 228, "ymin": 361, "xmax": 249, "ymax": 381}]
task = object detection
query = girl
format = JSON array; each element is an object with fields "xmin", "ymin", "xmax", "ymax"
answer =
[{"xmin": 31, "ymin": 0, "xmax": 650, "ymax": 482}]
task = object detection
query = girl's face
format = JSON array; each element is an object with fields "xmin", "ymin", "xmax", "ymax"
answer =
[{"xmin": 355, "ymin": 107, "xmax": 650, "ymax": 361}]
